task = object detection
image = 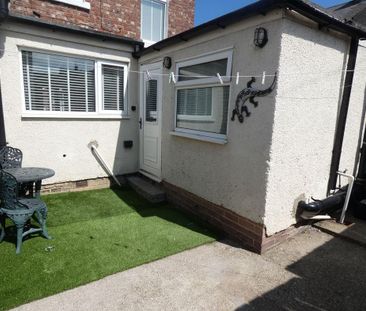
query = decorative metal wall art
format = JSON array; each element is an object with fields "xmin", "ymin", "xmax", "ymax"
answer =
[{"xmin": 231, "ymin": 72, "xmax": 277, "ymax": 123}]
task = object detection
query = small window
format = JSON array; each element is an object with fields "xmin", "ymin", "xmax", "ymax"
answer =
[
  {"xmin": 178, "ymin": 59, "xmax": 228, "ymax": 82},
  {"xmin": 141, "ymin": 0, "xmax": 166, "ymax": 43},
  {"xmin": 53, "ymin": 0, "xmax": 90, "ymax": 10},
  {"xmin": 174, "ymin": 51, "xmax": 232, "ymax": 140},
  {"xmin": 102, "ymin": 65, "xmax": 125, "ymax": 111},
  {"xmin": 176, "ymin": 86, "xmax": 229, "ymax": 135}
]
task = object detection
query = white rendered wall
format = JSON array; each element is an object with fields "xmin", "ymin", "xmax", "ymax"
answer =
[
  {"xmin": 0, "ymin": 21, "xmax": 140, "ymax": 184},
  {"xmin": 140, "ymin": 11, "xmax": 283, "ymax": 224},
  {"xmin": 264, "ymin": 17, "xmax": 352, "ymax": 235}
]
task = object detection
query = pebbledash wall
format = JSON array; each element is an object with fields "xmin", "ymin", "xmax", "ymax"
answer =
[
  {"xmin": 265, "ymin": 12, "xmax": 366, "ymax": 236},
  {"xmin": 9, "ymin": 0, "xmax": 194, "ymax": 40},
  {"xmin": 140, "ymin": 10, "xmax": 284, "ymax": 252},
  {"xmin": 0, "ymin": 19, "xmax": 140, "ymax": 184},
  {"xmin": 139, "ymin": 9, "xmax": 366, "ymax": 251}
]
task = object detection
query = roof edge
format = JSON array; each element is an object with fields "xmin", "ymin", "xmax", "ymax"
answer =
[
  {"xmin": 4, "ymin": 13, "xmax": 144, "ymax": 48},
  {"xmin": 135, "ymin": 0, "xmax": 366, "ymax": 58}
]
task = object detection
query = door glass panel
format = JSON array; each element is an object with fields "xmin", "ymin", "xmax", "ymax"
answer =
[{"xmin": 146, "ymin": 79, "xmax": 157, "ymax": 122}]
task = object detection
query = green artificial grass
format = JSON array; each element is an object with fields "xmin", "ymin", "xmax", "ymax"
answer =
[{"xmin": 0, "ymin": 187, "xmax": 215, "ymax": 311}]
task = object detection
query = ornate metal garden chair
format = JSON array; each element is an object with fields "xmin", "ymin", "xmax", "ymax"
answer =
[
  {"xmin": 0, "ymin": 146, "xmax": 23, "ymax": 169},
  {"xmin": 0, "ymin": 146, "xmax": 33, "ymax": 196},
  {"xmin": 0, "ymin": 170, "xmax": 50, "ymax": 254}
]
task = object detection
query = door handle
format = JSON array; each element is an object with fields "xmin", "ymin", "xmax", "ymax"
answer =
[{"xmin": 139, "ymin": 117, "xmax": 142, "ymax": 129}]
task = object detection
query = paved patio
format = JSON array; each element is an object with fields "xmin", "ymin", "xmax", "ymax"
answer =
[{"xmin": 11, "ymin": 226, "xmax": 366, "ymax": 311}]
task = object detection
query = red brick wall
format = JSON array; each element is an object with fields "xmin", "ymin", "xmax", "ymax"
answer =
[
  {"xmin": 168, "ymin": 0, "xmax": 195, "ymax": 37},
  {"xmin": 163, "ymin": 181, "xmax": 307, "ymax": 254},
  {"xmin": 9, "ymin": 0, "xmax": 195, "ymax": 41}
]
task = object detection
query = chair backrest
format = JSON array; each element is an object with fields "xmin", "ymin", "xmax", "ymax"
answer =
[
  {"xmin": 0, "ymin": 170, "xmax": 19, "ymax": 210},
  {"xmin": 0, "ymin": 146, "xmax": 23, "ymax": 169}
]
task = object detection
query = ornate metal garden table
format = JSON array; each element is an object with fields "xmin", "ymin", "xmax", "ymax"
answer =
[{"xmin": 2, "ymin": 167, "xmax": 55, "ymax": 198}]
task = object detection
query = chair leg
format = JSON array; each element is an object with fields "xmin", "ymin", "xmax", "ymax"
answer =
[
  {"xmin": 16, "ymin": 225, "xmax": 24, "ymax": 254},
  {"xmin": 35, "ymin": 209, "xmax": 51, "ymax": 240},
  {"xmin": 8, "ymin": 215, "xmax": 32, "ymax": 254}
]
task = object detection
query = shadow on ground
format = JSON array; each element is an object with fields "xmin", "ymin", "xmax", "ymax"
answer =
[
  {"xmin": 110, "ymin": 186, "xmax": 217, "ymax": 238},
  {"xmin": 237, "ymin": 221, "xmax": 366, "ymax": 311}
]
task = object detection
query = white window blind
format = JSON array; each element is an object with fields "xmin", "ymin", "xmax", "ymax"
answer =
[
  {"xmin": 177, "ymin": 88, "xmax": 212, "ymax": 117},
  {"xmin": 102, "ymin": 65, "xmax": 125, "ymax": 111},
  {"xmin": 22, "ymin": 51, "xmax": 95, "ymax": 112},
  {"xmin": 141, "ymin": 0, "xmax": 165, "ymax": 42}
]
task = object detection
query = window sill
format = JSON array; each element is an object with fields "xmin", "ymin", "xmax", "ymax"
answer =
[
  {"xmin": 170, "ymin": 131, "xmax": 227, "ymax": 145},
  {"xmin": 21, "ymin": 113, "xmax": 130, "ymax": 120},
  {"xmin": 53, "ymin": 0, "xmax": 90, "ymax": 10}
]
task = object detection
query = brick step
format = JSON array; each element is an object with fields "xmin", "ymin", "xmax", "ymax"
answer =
[{"xmin": 126, "ymin": 175, "xmax": 166, "ymax": 203}]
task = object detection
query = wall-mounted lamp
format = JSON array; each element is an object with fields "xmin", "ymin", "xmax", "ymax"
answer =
[
  {"xmin": 254, "ymin": 27, "xmax": 268, "ymax": 48},
  {"xmin": 163, "ymin": 56, "xmax": 172, "ymax": 69}
]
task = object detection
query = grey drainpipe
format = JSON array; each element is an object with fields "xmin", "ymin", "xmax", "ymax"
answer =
[
  {"xmin": 0, "ymin": 0, "xmax": 8, "ymax": 147},
  {"xmin": 327, "ymin": 36, "xmax": 359, "ymax": 194},
  {"xmin": 0, "ymin": 86, "xmax": 6, "ymax": 147}
]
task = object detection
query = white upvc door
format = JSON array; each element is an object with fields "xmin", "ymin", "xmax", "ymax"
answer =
[{"xmin": 139, "ymin": 63, "xmax": 162, "ymax": 180}]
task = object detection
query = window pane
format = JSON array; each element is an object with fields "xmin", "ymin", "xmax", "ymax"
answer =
[
  {"xmin": 50, "ymin": 55, "xmax": 68, "ymax": 111},
  {"xmin": 152, "ymin": 1, "xmax": 164, "ymax": 42},
  {"xmin": 178, "ymin": 59, "xmax": 228, "ymax": 82},
  {"xmin": 102, "ymin": 65, "xmax": 124, "ymax": 111},
  {"xmin": 22, "ymin": 51, "xmax": 95, "ymax": 113},
  {"xmin": 24, "ymin": 51, "xmax": 50, "ymax": 111},
  {"xmin": 141, "ymin": 0, "xmax": 165, "ymax": 42},
  {"xmin": 146, "ymin": 79, "xmax": 157, "ymax": 122},
  {"xmin": 141, "ymin": 0, "xmax": 151, "ymax": 41},
  {"xmin": 176, "ymin": 86, "xmax": 229, "ymax": 135}
]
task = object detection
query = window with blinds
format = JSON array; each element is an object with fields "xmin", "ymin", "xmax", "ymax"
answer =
[
  {"xmin": 22, "ymin": 51, "xmax": 95, "ymax": 112},
  {"xmin": 175, "ymin": 51, "xmax": 232, "ymax": 138},
  {"xmin": 176, "ymin": 86, "xmax": 229, "ymax": 135},
  {"xmin": 102, "ymin": 65, "xmax": 125, "ymax": 111},
  {"xmin": 21, "ymin": 50, "xmax": 129, "ymax": 116}
]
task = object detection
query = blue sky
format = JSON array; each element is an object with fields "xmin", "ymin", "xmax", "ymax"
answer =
[{"xmin": 195, "ymin": 0, "xmax": 347, "ymax": 25}]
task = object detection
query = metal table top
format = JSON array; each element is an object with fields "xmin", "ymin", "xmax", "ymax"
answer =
[{"xmin": 3, "ymin": 167, "xmax": 55, "ymax": 183}]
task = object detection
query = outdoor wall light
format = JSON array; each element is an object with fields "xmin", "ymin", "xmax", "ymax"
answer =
[
  {"xmin": 163, "ymin": 56, "xmax": 172, "ymax": 69},
  {"xmin": 254, "ymin": 27, "xmax": 268, "ymax": 48}
]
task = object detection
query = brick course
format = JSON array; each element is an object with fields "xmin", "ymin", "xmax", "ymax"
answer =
[
  {"xmin": 9, "ymin": 0, "xmax": 195, "ymax": 41},
  {"xmin": 163, "ymin": 181, "xmax": 307, "ymax": 253}
]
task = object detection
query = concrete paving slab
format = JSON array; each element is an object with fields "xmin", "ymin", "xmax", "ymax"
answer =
[
  {"xmin": 313, "ymin": 217, "xmax": 366, "ymax": 247},
  {"xmin": 11, "ymin": 227, "xmax": 366, "ymax": 311}
]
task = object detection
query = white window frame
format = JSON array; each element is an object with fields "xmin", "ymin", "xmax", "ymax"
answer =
[
  {"xmin": 140, "ymin": 0, "xmax": 168, "ymax": 46},
  {"xmin": 19, "ymin": 48, "xmax": 129, "ymax": 119},
  {"xmin": 53, "ymin": 0, "xmax": 90, "ymax": 10},
  {"xmin": 173, "ymin": 50, "xmax": 233, "ymax": 143},
  {"xmin": 175, "ymin": 50, "xmax": 233, "ymax": 87},
  {"xmin": 98, "ymin": 61, "xmax": 129, "ymax": 115}
]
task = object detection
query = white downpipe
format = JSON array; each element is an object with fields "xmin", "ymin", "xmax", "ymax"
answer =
[
  {"xmin": 337, "ymin": 171, "xmax": 355, "ymax": 224},
  {"xmin": 88, "ymin": 141, "xmax": 121, "ymax": 187}
]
